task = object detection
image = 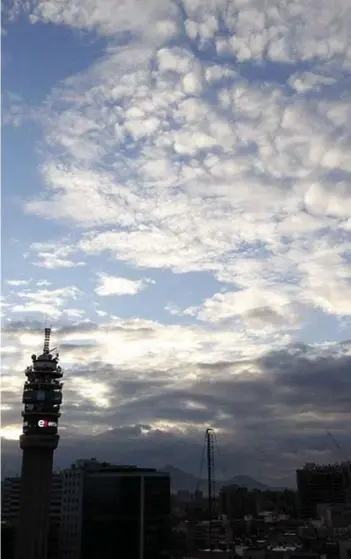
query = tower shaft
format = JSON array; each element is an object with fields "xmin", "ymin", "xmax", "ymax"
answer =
[{"xmin": 16, "ymin": 443, "xmax": 57, "ymax": 559}]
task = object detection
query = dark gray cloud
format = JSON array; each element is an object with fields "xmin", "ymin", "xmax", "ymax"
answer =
[{"xmin": 2, "ymin": 331, "xmax": 350, "ymax": 487}]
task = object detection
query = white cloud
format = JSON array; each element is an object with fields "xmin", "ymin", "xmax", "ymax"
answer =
[
  {"xmin": 6, "ymin": 280, "xmax": 31, "ymax": 286},
  {"xmin": 164, "ymin": 304, "xmax": 184, "ymax": 317},
  {"xmin": 3, "ymin": 0, "xmax": 351, "ymax": 371},
  {"xmin": 95, "ymin": 309, "xmax": 108, "ymax": 317},
  {"xmin": 28, "ymin": 0, "xmax": 178, "ymax": 40},
  {"xmin": 36, "ymin": 280, "xmax": 52, "ymax": 287},
  {"xmin": 69, "ymin": 377, "xmax": 111, "ymax": 408},
  {"xmin": 63, "ymin": 308, "xmax": 86, "ymax": 319},
  {"xmin": 304, "ymin": 182, "xmax": 351, "ymax": 219},
  {"xmin": 186, "ymin": 288, "xmax": 301, "ymax": 331},
  {"xmin": 33, "ymin": 256, "xmax": 86, "ymax": 269},
  {"xmin": 288, "ymin": 72, "xmax": 336, "ymax": 93},
  {"xmin": 0, "ymin": 425, "xmax": 22, "ymax": 441},
  {"xmin": 298, "ymin": 250, "xmax": 351, "ymax": 315},
  {"xmin": 95, "ymin": 273, "xmax": 151, "ymax": 296},
  {"xmin": 1, "ymin": 92, "xmax": 40, "ymax": 127},
  {"xmin": 29, "ymin": 241, "xmax": 86, "ymax": 268},
  {"xmin": 1, "ymin": 317, "xmax": 291, "ymax": 381},
  {"xmin": 22, "ymin": 36, "xmax": 350, "ymax": 316},
  {"xmin": 9, "ymin": 286, "xmax": 81, "ymax": 318}
]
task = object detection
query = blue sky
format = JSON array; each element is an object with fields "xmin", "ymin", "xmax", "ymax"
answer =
[{"xmin": 2, "ymin": 0, "xmax": 351, "ymax": 482}]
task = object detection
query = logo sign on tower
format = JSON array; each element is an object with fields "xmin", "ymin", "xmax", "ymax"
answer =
[{"xmin": 38, "ymin": 419, "xmax": 58, "ymax": 428}]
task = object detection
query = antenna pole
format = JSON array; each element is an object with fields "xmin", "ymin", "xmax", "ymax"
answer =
[
  {"xmin": 206, "ymin": 428, "xmax": 215, "ymax": 553},
  {"xmin": 43, "ymin": 327, "xmax": 51, "ymax": 354}
]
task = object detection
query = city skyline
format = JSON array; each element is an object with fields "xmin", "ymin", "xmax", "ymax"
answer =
[{"xmin": 2, "ymin": 0, "xmax": 351, "ymax": 488}]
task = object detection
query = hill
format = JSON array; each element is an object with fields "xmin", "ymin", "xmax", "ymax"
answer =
[{"xmin": 161, "ymin": 464, "xmax": 267, "ymax": 493}]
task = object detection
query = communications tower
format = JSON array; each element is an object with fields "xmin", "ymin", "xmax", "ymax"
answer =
[
  {"xmin": 206, "ymin": 428, "xmax": 216, "ymax": 553},
  {"xmin": 15, "ymin": 328, "xmax": 63, "ymax": 559}
]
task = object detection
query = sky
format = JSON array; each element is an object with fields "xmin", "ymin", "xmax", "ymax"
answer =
[{"xmin": 1, "ymin": 0, "xmax": 351, "ymax": 487}]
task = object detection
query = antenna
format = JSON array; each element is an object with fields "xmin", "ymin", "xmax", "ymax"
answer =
[
  {"xmin": 206, "ymin": 428, "xmax": 216, "ymax": 553},
  {"xmin": 43, "ymin": 327, "xmax": 51, "ymax": 354}
]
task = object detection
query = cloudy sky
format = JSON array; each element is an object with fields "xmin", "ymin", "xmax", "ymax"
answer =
[{"xmin": 2, "ymin": 0, "xmax": 351, "ymax": 486}]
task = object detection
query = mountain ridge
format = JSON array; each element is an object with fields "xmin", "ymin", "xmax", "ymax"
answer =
[{"xmin": 161, "ymin": 464, "xmax": 268, "ymax": 492}]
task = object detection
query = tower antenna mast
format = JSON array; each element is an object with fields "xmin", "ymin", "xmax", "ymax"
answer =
[
  {"xmin": 206, "ymin": 427, "xmax": 216, "ymax": 553},
  {"xmin": 43, "ymin": 327, "xmax": 51, "ymax": 354}
]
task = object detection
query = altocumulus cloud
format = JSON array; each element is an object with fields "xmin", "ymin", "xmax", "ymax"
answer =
[{"xmin": 1, "ymin": 0, "xmax": 351, "ymax": 484}]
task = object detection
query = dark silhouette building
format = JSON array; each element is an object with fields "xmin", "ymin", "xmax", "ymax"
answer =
[
  {"xmin": 220, "ymin": 485, "xmax": 257, "ymax": 519},
  {"xmin": 15, "ymin": 328, "xmax": 64, "ymax": 559},
  {"xmin": 1, "ymin": 521, "xmax": 16, "ymax": 559},
  {"xmin": 3, "ymin": 474, "xmax": 63, "ymax": 559},
  {"xmin": 297, "ymin": 462, "xmax": 349, "ymax": 519},
  {"xmin": 60, "ymin": 459, "xmax": 171, "ymax": 559}
]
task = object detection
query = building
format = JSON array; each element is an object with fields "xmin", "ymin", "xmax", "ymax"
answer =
[
  {"xmin": 4, "ymin": 457, "xmax": 170, "ymax": 559},
  {"xmin": 2, "ymin": 474, "xmax": 63, "ymax": 559},
  {"xmin": 297, "ymin": 463, "xmax": 350, "ymax": 519},
  {"xmin": 339, "ymin": 540, "xmax": 351, "ymax": 559},
  {"xmin": 15, "ymin": 328, "xmax": 64, "ymax": 559},
  {"xmin": 193, "ymin": 517, "xmax": 229, "ymax": 550},
  {"xmin": 48, "ymin": 475, "xmax": 64, "ymax": 559},
  {"xmin": 60, "ymin": 459, "xmax": 171, "ymax": 559},
  {"xmin": 2, "ymin": 476, "xmax": 21, "ymax": 526},
  {"xmin": 317, "ymin": 503, "xmax": 351, "ymax": 529},
  {"xmin": 1, "ymin": 521, "xmax": 16, "ymax": 559},
  {"xmin": 220, "ymin": 485, "xmax": 257, "ymax": 520}
]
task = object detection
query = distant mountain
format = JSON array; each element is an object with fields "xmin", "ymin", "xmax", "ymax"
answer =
[
  {"xmin": 161, "ymin": 465, "xmax": 267, "ymax": 493},
  {"xmin": 224, "ymin": 475, "xmax": 267, "ymax": 490}
]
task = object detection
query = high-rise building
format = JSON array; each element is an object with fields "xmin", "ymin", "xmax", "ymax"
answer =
[
  {"xmin": 15, "ymin": 328, "xmax": 64, "ymax": 559},
  {"xmin": 296, "ymin": 462, "xmax": 350, "ymax": 519},
  {"xmin": 59, "ymin": 459, "xmax": 171, "ymax": 559}
]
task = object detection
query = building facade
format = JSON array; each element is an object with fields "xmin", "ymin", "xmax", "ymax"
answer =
[
  {"xmin": 3, "ymin": 458, "xmax": 171, "ymax": 559},
  {"xmin": 220, "ymin": 485, "xmax": 258, "ymax": 520},
  {"xmin": 297, "ymin": 463, "xmax": 350, "ymax": 519},
  {"xmin": 60, "ymin": 459, "xmax": 171, "ymax": 559}
]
